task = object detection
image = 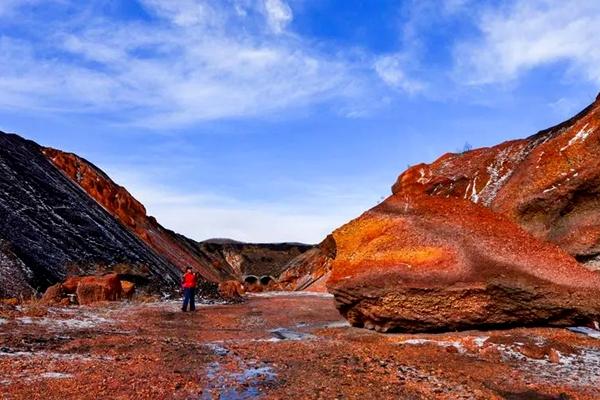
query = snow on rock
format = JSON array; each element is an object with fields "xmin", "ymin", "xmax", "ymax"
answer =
[{"xmin": 560, "ymin": 123, "xmax": 592, "ymax": 152}]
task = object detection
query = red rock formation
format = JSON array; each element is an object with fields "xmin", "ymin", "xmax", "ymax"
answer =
[
  {"xmin": 218, "ymin": 280, "xmax": 246, "ymax": 300},
  {"xmin": 42, "ymin": 148, "xmax": 234, "ymax": 282},
  {"xmin": 392, "ymin": 93, "xmax": 600, "ymax": 268},
  {"xmin": 62, "ymin": 276, "xmax": 83, "ymax": 294},
  {"xmin": 41, "ymin": 283, "xmax": 64, "ymax": 305},
  {"xmin": 327, "ymin": 93, "xmax": 600, "ymax": 332},
  {"xmin": 76, "ymin": 274, "xmax": 122, "ymax": 305}
]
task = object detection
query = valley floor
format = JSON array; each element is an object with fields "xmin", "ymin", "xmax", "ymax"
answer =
[{"xmin": 1, "ymin": 293, "xmax": 600, "ymax": 399}]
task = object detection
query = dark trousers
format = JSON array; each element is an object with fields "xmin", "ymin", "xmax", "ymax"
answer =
[{"xmin": 182, "ymin": 288, "xmax": 196, "ymax": 311}]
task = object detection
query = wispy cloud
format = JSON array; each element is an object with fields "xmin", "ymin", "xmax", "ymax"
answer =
[
  {"xmin": 263, "ymin": 0, "xmax": 293, "ymax": 34},
  {"xmin": 454, "ymin": 0, "xmax": 600, "ymax": 85},
  {"xmin": 0, "ymin": 0, "xmax": 375, "ymax": 127},
  {"xmin": 103, "ymin": 166, "xmax": 380, "ymax": 243},
  {"xmin": 374, "ymin": 54, "xmax": 425, "ymax": 94}
]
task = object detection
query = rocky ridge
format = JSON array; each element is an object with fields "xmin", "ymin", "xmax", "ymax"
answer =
[
  {"xmin": 393, "ymin": 92, "xmax": 600, "ymax": 268},
  {"xmin": 326, "ymin": 93, "xmax": 600, "ymax": 332}
]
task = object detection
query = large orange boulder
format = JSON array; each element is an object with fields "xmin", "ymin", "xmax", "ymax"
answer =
[
  {"xmin": 76, "ymin": 274, "xmax": 122, "ymax": 305},
  {"xmin": 326, "ymin": 94, "xmax": 600, "ymax": 332},
  {"xmin": 327, "ymin": 194, "xmax": 600, "ymax": 332}
]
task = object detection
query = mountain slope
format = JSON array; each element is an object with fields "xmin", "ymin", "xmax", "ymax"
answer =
[
  {"xmin": 0, "ymin": 133, "xmax": 181, "ymax": 297},
  {"xmin": 42, "ymin": 147, "xmax": 238, "ymax": 282}
]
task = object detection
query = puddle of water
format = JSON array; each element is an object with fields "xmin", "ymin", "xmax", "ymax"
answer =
[
  {"xmin": 269, "ymin": 328, "xmax": 315, "ymax": 341},
  {"xmin": 201, "ymin": 357, "xmax": 277, "ymax": 399},
  {"xmin": 569, "ymin": 327, "xmax": 600, "ymax": 339},
  {"xmin": 235, "ymin": 366, "xmax": 276, "ymax": 383}
]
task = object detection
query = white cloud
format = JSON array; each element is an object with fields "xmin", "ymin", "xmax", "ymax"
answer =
[
  {"xmin": 263, "ymin": 0, "xmax": 293, "ymax": 34},
  {"xmin": 374, "ymin": 54, "xmax": 424, "ymax": 94},
  {"xmin": 0, "ymin": 0, "xmax": 373, "ymax": 127},
  {"xmin": 103, "ymin": 168, "xmax": 378, "ymax": 243},
  {"xmin": 139, "ymin": 0, "xmax": 215, "ymax": 27},
  {"xmin": 455, "ymin": 0, "xmax": 600, "ymax": 84}
]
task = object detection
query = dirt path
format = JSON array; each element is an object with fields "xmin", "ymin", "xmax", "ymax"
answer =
[{"xmin": 1, "ymin": 293, "xmax": 600, "ymax": 399}]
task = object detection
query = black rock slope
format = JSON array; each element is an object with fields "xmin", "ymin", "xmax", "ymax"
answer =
[{"xmin": 0, "ymin": 132, "xmax": 180, "ymax": 297}]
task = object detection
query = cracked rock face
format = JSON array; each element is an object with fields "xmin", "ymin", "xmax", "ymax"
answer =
[
  {"xmin": 327, "ymin": 94, "xmax": 600, "ymax": 332},
  {"xmin": 0, "ymin": 132, "xmax": 181, "ymax": 294}
]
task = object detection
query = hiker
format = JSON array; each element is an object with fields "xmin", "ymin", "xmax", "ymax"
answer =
[{"xmin": 181, "ymin": 267, "xmax": 197, "ymax": 312}]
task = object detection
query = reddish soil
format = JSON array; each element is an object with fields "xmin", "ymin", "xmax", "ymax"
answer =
[{"xmin": 1, "ymin": 294, "xmax": 599, "ymax": 399}]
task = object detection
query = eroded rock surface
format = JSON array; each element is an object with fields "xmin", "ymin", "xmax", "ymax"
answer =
[
  {"xmin": 328, "ymin": 94, "xmax": 600, "ymax": 332},
  {"xmin": 278, "ymin": 235, "xmax": 336, "ymax": 292}
]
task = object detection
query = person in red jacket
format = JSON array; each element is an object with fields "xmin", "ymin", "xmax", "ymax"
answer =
[{"xmin": 181, "ymin": 267, "xmax": 197, "ymax": 312}]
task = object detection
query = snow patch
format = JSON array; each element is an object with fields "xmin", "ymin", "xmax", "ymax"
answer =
[
  {"xmin": 398, "ymin": 338, "xmax": 466, "ymax": 353},
  {"xmin": 0, "ymin": 318, "xmax": 7, "ymax": 325},
  {"xmin": 417, "ymin": 168, "xmax": 431, "ymax": 184},
  {"xmin": 16, "ymin": 314, "xmax": 113, "ymax": 330},
  {"xmin": 478, "ymin": 145, "xmax": 529, "ymax": 206},
  {"xmin": 469, "ymin": 176, "xmax": 480, "ymax": 203},
  {"xmin": 473, "ymin": 336, "xmax": 489, "ymax": 347},
  {"xmin": 560, "ymin": 123, "xmax": 592, "ymax": 152},
  {"xmin": 495, "ymin": 342, "xmax": 600, "ymax": 386},
  {"xmin": 0, "ymin": 350, "xmax": 113, "ymax": 361},
  {"xmin": 39, "ymin": 372, "xmax": 73, "ymax": 379}
]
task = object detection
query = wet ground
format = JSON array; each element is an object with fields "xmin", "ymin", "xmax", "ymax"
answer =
[{"xmin": 1, "ymin": 292, "xmax": 600, "ymax": 399}]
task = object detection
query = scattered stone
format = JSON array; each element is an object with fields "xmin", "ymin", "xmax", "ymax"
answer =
[{"xmin": 120, "ymin": 280, "xmax": 136, "ymax": 299}]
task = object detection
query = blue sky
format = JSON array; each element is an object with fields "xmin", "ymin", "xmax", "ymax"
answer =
[{"xmin": 0, "ymin": 0, "xmax": 598, "ymax": 243}]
